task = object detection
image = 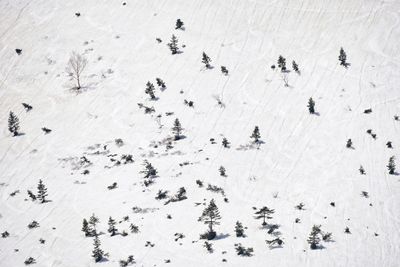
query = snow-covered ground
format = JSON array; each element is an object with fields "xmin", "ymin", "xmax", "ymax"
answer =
[{"xmin": 1, "ymin": 0, "xmax": 400, "ymax": 266}]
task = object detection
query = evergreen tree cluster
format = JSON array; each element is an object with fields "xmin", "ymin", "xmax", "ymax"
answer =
[{"xmin": 307, "ymin": 225, "xmax": 333, "ymax": 249}]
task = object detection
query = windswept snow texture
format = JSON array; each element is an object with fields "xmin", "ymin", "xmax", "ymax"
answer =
[{"xmin": 1, "ymin": 0, "xmax": 400, "ymax": 266}]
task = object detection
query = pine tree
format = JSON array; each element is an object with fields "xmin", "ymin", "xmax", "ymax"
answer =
[
  {"xmin": 22, "ymin": 103, "xmax": 32, "ymax": 112},
  {"xmin": 175, "ymin": 19, "xmax": 184, "ymax": 30},
  {"xmin": 219, "ymin": 166, "xmax": 226, "ymax": 177},
  {"xmin": 27, "ymin": 190, "xmax": 36, "ymax": 201},
  {"xmin": 199, "ymin": 199, "xmax": 221, "ymax": 239},
  {"xmin": 221, "ymin": 66, "xmax": 228, "ymax": 75},
  {"xmin": 145, "ymin": 81, "xmax": 156, "ymax": 100},
  {"xmin": 235, "ymin": 243, "xmax": 254, "ymax": 256},
  {"xmin": 250, "ymin": 126, "xmax": 261, "ymax": 143},
  {"xmin": 277, "ymin": 55, "xmax": 286, "ymax": 71},
  {"xmin": 92, "ymin": 234, "xmax": 105, "ymax": 262},
  {"xmin": 308, "ymin": 98, "xmax": 315, "ymax": 114},
  {"xmin": 222, "ymin": 137, "xmax": 230, "ymax": 148},
  {"xmin": 37, "ymin": 179, "xmax": 48, "ymax": 203},
  {"xmin": 8, "ymin": 111, "xmax": 20, "ymax": 136},
  {"xmin": 156, "ymin": 78, "xmax": 166, "ymax": 89},
  {"xmin": 172, "ymin": 118, "xmax": 183, "ymax": 140},
  {"xmin": 359, "ymin": 165, "xmax": 365, "ymax": 175},
  {"xmin": 339, "ymin": 47, "xmax": 348, "ymax": 67},
  {"xmin": 235, "ymin": 221, "xmax": 245, "ymax": 237},
  {"xmin": 307, "ymin": 225, "xmax": 321, "ymax": 249},
  {"xmin": 254, "ymin": 206, "xmax": 274, "ymax": 226},
  {"xmin": 140, "ymin": 160, "xmax": 157, "ymax": 179},
  {"xmin": 167, "ymin": 35, "xmax": 179, "ymax": 54},
  {"xmin": 170, "ymin": 187, "xmax": 187, "ymax": 202},
  {"xmin": 204, "ymin": 241, "xmax": 214, "ymax": 253},
  {"xmin": 202, "ymin": 52, "xmax": 212, "ymax": 69},
  {"xmin": 292, "ymin": 60, "xmax": 300, "ymax": 74},
  {"xmin": 386, "ymin": 141, "xmax": 393, "ymax": 148},
  {"xmin": 346, "ymin": 139, "xmax": 353, "ymax": 148},
  {"xmin": 89, "ymin": 214, "xmax": 99, "ymax": 236},
  {"xmin": 387, "ymin": 156, "xmax": 396, "ymax": 175},
  {"xmin": 108, "ymin": 216, "xmax": 118, "ymax": 236},
  {"xmin": 130, "ymin": 224, "xmax": 139, "ymax": 233},
  {"xmin": 82, "ymin": 219, "xmax": 91, "ymax": 237}
]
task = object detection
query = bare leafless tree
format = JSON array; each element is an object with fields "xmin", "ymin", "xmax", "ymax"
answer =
[{"xmin": 67, "ymin": 52, "xmax": 87, "ymax": 90}]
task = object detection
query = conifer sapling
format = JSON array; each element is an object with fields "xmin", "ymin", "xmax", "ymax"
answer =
[
  {"xmin": 167, "ymin": 35, "xmax": 179, "ymax": 54},
  {"xmin": 308, "ymin": 98, "xmax": 315, "ymax": 114},
  {"xmin": 339, "ymin": 47, "xmax": 348, "ymax": 67},
  {"xmin": 37, "ymin": 179, "xmax": 48, "ymax": 203},
  {"xmin": 92, "ymin": 234, "xmax": 106, "ymax": 262},
  {"xmin": 222, "ymin": 137, "xmax": 230, "ymax": 148},
  {"xmin": 8, "ymin": 111, "xmax": 20, "ymax": 136},
  {"xmin": 172, "ymin": 118, "xmax": 183, "ymax": 140},
  {"xmin": 108, "ymin": 216, "xmax": 118, "ymax": 236},
  {"xmin": 202, "ymin": 52, "xmax": 212, "ymax": 69},
  {"xmin": 145, "ymin": 81, "xmax": 156, "ymax": 100},
  {"xmin": 235, "ymin": 221, "xmax": 245, "ymax": 237},
  {"xmin": 307, "ymin": 225, "xmax": 321, "ymax": 249},
  {"xmin": 250, "ymin": 126, "xmax": 261, "ymax": 143},
  {"xmin": 387, "ymin": 156, "xmax": 396, "ymax": 175},
  {"xmin": 175, "ymin": 19, "xmax": 184, "ymax": 30}
]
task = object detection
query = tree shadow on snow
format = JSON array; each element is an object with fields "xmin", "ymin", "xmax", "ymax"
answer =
[{"xmin": 214, "ymin": 233, "xmax": 230, "ymax": 240}]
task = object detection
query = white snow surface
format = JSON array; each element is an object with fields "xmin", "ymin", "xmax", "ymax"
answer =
[{"xmin": 1, "ymin": 0, "xmax": 400, "ymax": 266}]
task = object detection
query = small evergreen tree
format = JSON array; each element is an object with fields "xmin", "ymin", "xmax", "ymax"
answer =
[
  {"xmin": 339, "ymin": 47, "xmax": 348, "ymax": 67},
  {"xmin": 308, "ymin": 98, "xmax": 315, "ymax": 114},
  {"xmin": 145, "ymin": 81, "xmax": 156, "ymax": 100},
  {"xmin": 219, "ymin": 166, "xmax": 226, "ymax": 177},
  {"xmin": 254, "ymin": 206, "xmax": 274, "ymax": 226},
  {"xmin": 292, "ymin": 60, "xmax": 300, "ymax": 74},
  {"xmin": 167, "ymin": 35, "xmax": 179, "ymax": 54},
  {"xmin": 199, "ymin": 199, "xmax": 221, "ymax": 239},
  {"xmin": 387, "ymin": 156, "xmax": 396, "ymax": 174},
  {"xmin": 8, "ymin": 111, "xmax": 20, "ymax": 136},
  {"xmin": 156, "ymin": 78, "xmax": 166, "ymax": 89},
  {"xmin": 250, "ymin": 126, "xmax": 261, "ymax": 143},
  {"xmin": 175, "ymin": 19, "xmax": 184, "ymax": 30},
  {"xmin": 82, "ymin": 219, "xmax": 91, "ymax": 237},
  {"xmin": 155, "ymin": 189, "xmax": 168, "ymax": 200},
  {"xmin": 22, "ymin": 103, "xmax": 33, "ymax": 112},
  {"xmin": 386, "ymin": 141, "xmax": 393, "ymax": 148},
  {"xmin": 222, "ymin": 137, "xmax": 230, "ymax": 148},
  {"xmin": 92, "ymin": 234, "xmax": 105, "ymax": 262},
  {"xmin": 37, "ymin": 179, "xmax": 48, "ymax": 203},
  {"xmin": 234, "ymin": 243, "xmax": 254, "ymax": 256},
  {"xmin": 24, "ymin": 257, "xmax": 36, "ymax": 265},
  {"xmin": 140, "ymin": 160, "xmax": 157, "ymax": 179},
  {"xmin": 89, "ymin": 214, "xmax": 99, "ymax": 236},
  {"xmin": 359, "ymin": 165, "xmax": 365, "ymax": 175},
  {"xmin": 346, "ymin": 139, "xmax": 353, "ymax": 148},
  {"xmin": 235, "ymin": 221, "xmax": 245, "ymax": 237},
  {"xmin": 204, "ymin": 241, "xmax": 214, "ymax": 253},
  {"xmin": 130, "ymin": 224, "xmax": 139, "ymax": 233},
  {"xmin": 173, "ymin": 187, "xmax": 187, "ymax": 201},
  {"xmin": 27, "ymin": 190, "xmax": 36, "ymax": 201},
  {"xmin": 172, "ymin": 118, "xmax": 183, "ymax": 140},
  {"xmin": 277, "ymin": 55, "xmax": 286, "ymax": 71},
  {"xmin": 202, "ymin": 52, "xmax": 212, "ymax": 69},
  {"xmin": 307, "ymin": 225, "xmax": 321, "ymax": 249},
  {"xmin": 108, "ymin": 216, "xmax": 118, "ymax": 236},
  {"xmin": 221, "ymin": 66, "xmax": 228, "ymax": 75}
]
